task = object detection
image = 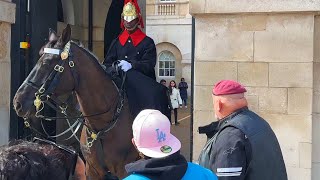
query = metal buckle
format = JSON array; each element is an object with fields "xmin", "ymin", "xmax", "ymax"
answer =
[
  {"xmin": 24, "ymin": 120, "xmax": 30, "ymax": 128},
  {"xmin": 60, "ymin": 105, "xmax": 67, "ymax": 114},
  {"xmin": 87, "ymin": 141, "xmax": 93, "ymax": 148},
  {"xmin": 39, "ymin": 87, "xmax": 45, "ymax": 94},
  {"xmin": 54, "ymin": 65, "xmax": 64, "ymax": 72},
  {"xmin": 59, "ymin": 66, "xmax": 64, "ymax": 72},
  {"xmin": 69, "ymin": 61, "xmax": 75, "ymax": 67},
  {"xmin": 54, "ymin": 65, "xmax": 60, "ymax": 71}
]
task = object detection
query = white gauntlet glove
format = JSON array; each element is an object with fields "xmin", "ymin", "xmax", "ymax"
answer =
[{"xmin": 118, "ymin": 60, "xmax": 132, "ymax": 72}]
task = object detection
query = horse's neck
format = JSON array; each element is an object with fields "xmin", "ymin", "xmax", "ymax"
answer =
[{"xmin": 73, "ymin": 46, "xmax": 118, "ymax": 128}]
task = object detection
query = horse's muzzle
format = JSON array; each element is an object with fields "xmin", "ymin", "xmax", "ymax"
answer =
[{"xmin": 13, "ymin": 94, "xmax": 32, "ymax": 118}]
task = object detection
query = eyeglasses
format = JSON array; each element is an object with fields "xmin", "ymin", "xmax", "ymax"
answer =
[{"xmin": 33, "ymin": 137, "xmax": 78, "ymax": 180}]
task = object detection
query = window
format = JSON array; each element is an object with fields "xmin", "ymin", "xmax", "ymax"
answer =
[{"xmin": 158, "ymin": 51, "xmax": 175, "ymax": 77}]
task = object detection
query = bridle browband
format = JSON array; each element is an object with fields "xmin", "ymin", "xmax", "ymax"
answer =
[{"xmin": 23, "ymin": 41, "xmax": 126, "ymax": 149}]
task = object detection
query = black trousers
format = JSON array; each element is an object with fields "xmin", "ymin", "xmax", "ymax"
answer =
[{"xmin": 171, "ymin": 108, "xmax": 178, "ymax": 124}]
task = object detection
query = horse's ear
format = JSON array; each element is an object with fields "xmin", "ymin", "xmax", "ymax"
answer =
[
  {"xmin": 60, "ymin": 24, "xmax": 71, "ymax": 45},
  {"xmin": 49, "ymin": 28, "xmax": 58, "ymax": 42}
]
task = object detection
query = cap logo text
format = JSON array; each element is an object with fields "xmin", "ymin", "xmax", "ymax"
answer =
[{"xmin": 156, "ymin": 129, "xmax": 166, "ymax": 143}]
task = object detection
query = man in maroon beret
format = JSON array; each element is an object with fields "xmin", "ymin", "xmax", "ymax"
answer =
[{"xmin": 198, "ymin": 80, "xmax": 287, "ymax": 180}]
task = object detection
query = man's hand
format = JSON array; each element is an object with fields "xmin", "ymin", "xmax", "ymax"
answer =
[{"xmin": 118, "ymin": 60, "xmax": 132, "ymax": 72}]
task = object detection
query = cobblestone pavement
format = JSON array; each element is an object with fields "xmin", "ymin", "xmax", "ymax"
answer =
[{"xmin": 170, "ymin": 105, "xmax": 191, "ymax": 161}]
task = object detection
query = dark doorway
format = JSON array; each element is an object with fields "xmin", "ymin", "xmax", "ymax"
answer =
[
  {"xmin": 10, "ymin": 0, "xmax": 58, "ymax": 140},
  {"xmin": 104, "ymin": 0, "xmax": 124, "ymax": 57}
]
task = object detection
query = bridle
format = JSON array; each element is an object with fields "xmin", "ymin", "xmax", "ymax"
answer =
[{"xmin": 22, "ymin": 41, "xmax": 126, "ymax": 150}]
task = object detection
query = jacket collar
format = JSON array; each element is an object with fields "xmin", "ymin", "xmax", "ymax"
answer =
[
  {"xmin": 218, "ymin": 106, "xmax": 248, "ymax": 129},
  {"xmin": 119, "ymin": 28, "xmax": 146, "ymax": 47},
  {"xmin": 198, "ymin": 107, "xmax": 248, "ymax": 138}
]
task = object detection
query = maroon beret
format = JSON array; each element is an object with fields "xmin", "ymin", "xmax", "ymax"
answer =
[{"xmin": 212, "ymin": 80, "xmax": 247, "ymax": 95}]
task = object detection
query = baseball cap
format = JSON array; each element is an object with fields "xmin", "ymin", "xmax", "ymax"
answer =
[{"xmin": 132, "ymin": 109, "xmax": 181, "ymax": 158}]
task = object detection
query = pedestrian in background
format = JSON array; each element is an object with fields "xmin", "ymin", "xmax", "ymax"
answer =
[
  {"xmin": 178, "ymin": 78, "xmax": 188, "ymax": 108},
  {"xmin": 169, "ymin": 80, "xmax": 182, "ymax": 125},
  {"xmin": 123, "ymin": 109, "xmax": 218, "ymax": 180},
  {"xmin": 198, "ymin": 80, "xmax": 287, "ymax": 180},
  {"xmin": 160, "ymin": 79, "xmax": 173, "ymax": 122}
]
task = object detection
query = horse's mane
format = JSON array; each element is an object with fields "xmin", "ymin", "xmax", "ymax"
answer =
[
  {"xmin": 70, "ymin": 41, "xmax": 106, "ymax": 72},
  {"xmin": 69, "ymin": 41, "xmax": 119, "ymax": 92}
]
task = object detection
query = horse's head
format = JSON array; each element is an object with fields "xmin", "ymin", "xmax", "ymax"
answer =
[{"xmin": 13, "ymin": 25, "xmax": 75, "ymax": 118}]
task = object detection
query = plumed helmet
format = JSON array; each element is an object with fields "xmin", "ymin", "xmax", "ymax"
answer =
[
  {"xmin": 121, "ymin": 0, "xmax": 144, "ymax": 29},
  {"xmin": 122, "ymin": 2, "xmax": 138, "ymax": 22}
]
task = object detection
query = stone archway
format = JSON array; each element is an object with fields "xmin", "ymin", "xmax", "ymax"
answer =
[{"xmin": 155, "ymin": 42, "xmax": 183, "ymax": 82}]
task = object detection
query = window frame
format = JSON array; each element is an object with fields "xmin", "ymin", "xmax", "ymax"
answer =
[{"xmin": 158, "ymin": 51, "xmax": 176, "ymax": 78}]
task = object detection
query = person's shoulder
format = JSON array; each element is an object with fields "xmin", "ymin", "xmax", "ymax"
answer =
[
  {"xmin": 215, "ymin": 126, "xmax": 246, "ymax": 145},
  {"xmin": 123, "ymin": 174, "xmax": 151, "ymax": 180},
  {"xmin": 220, "ymin": 126, "xmax": 244, "ymax": 137},
  {"xmin": 143, "ymin": 36, "xmax": 155, "ymax": 44},
  {"xmin": 185, "ymin": 162, "xmax": 218, "ymax": 180}
]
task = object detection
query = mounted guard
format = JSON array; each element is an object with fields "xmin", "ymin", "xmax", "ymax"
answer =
[{"xmin": 104, "ymin": 0, "xmax": 170, "ymax": 118}]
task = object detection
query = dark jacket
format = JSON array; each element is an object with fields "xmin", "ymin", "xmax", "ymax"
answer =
[
  {"xmin": 198, "ymin": 107, "xmax": 287, "ymax": 180},
  {"xmin": 104, "ymin": 31, "xmax": 157, "ymax": 80},
  {"xmin": 103, "ymin": 31, "xmax": 169, "ymax": 117},
  {"xmin": 162, "ymin": 86, "xmax": 173, "ymax": 121},
  {"xmin": 178, "ymin": 82, "xmax": 188, "ymax": 99},
  {"xmin": 124, "ymin": 152, "xmax": 217, "ymax": 180}
]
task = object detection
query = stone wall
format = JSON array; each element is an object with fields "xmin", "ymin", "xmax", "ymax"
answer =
[
  {"xmin": 0, "ymin": 0, "xmax": 15, "ymax": 145},
  {"xmin": 190, "ymin": 1, "xmax": 320, "ymax": 179}
]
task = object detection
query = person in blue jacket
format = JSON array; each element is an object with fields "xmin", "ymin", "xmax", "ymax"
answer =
[{"xmin": 123, "ymin": 109, "xmax": 218, "ymax": 180}]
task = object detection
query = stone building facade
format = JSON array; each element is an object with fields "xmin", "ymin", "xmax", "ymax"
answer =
[
  {"xmin": 146, "ymin": 0, "xmax": 191, "ymax": 93},
  {"xmin": 0, "ymin": 0, "xmax": 15, "ymax": 145},
  {"xmin": 190, "ymin": 0, "xmax": 320, "ymax": 179}
]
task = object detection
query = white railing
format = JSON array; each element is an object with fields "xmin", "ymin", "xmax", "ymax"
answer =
[
  {"xmin": 147, "ymin": 1, "xmax": 189, "ymax": 16},
  {"xmin": 158, "ymin": 3, "xmax": 176, "ymax": 15}
]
